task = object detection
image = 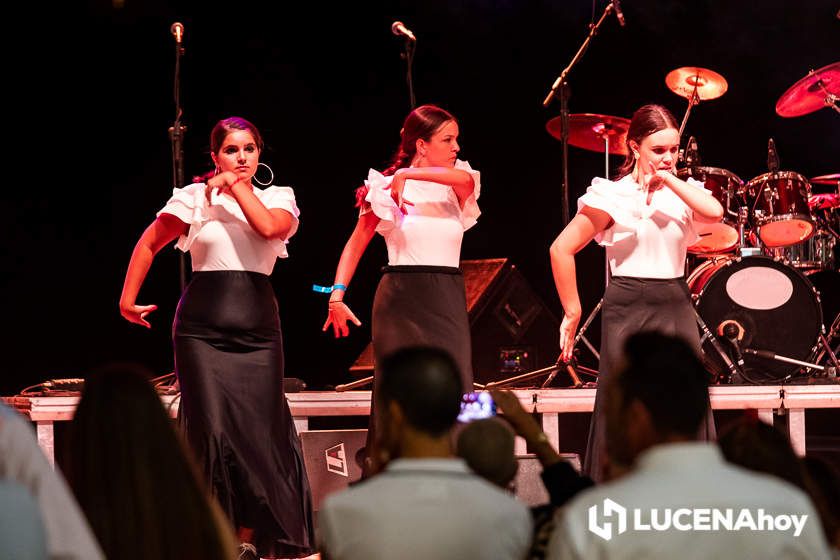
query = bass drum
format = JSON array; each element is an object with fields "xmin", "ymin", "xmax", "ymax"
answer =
[{"xmin": 687, "ymin": 256, "xmax": 823, "ymax": 383}]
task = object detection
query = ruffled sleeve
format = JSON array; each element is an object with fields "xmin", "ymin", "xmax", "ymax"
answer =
[
  {"xmin": 156, "ymin": 183, "xmax": 209, "ymax": 253},
  {"xmin": 259, "ymin": 186, "xmax": 301, "ymax": 259},
  {"xmin": 454, "ymin": 159, "xmax": 481, "ymax": 231},
  {"xmin": 363, "ymin": 169, "xmax": 401, "ymax": 233},
  {"xmin": 577, "ymin": 177, "xmax": 639, "ymax": 246}
]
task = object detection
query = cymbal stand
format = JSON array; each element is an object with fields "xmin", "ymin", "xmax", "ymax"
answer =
[
  {"xmin": 678, "ymin": 77, "xmax": 701, "ymax": 137},
  {"xmin": 736, "ymin": 206, "xmax": 761, "ymax": 256},
  {"xmin": 537, "ymin": 297, "xmax": 604, "ymax": 388},
  {"xmin": 813, "ymin": 312, "xmax": 840, "ymax": 371},
  {"xmin": 810, "ymin": 70, "xmax": 840, "ymax": 115},
  {"xmin": 482, "ymin": 297, "xmax": 605, "ymax": 390}
]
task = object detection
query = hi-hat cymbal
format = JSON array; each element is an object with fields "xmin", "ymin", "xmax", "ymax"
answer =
[
  {"xmin": 776, "ymin": 62, "xmax": 840, "ymax": 117},
  {"xmin": 665, "ymin": 66, "xmax": 728, "ymax": 101},
  {"xmin": 811, "ymin": 173, "xmax": 840, "ymax": 185},
  {"xmin": 546, "ymin": 113, "xmax": 631, "ymax": 155}
]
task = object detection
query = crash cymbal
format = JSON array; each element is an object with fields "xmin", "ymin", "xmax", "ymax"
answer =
[
  {"xmin": 810, "ymin": 173, "xmax": 840, "ymax": 185},
  {"xmin": 546, "ymin": 113, "xmax": 630, "ymax": 155},
  {"xmin": 776, "ymin": 62, "xmax": 840, "ymax": 117},
  {"xmin": 665, "ymin": 66, "xmax": 728, "ymax": 101}
]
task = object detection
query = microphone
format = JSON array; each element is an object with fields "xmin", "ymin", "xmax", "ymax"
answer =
[
  {"xmin": 612, "ymin": 0, "xmax": 626, "ymax": 27},
  {"xmin": 171, "ymin": 22, "xmax": 184, "ymax": 44},
  {"xmin": 685, "ymin": 136, "xmax": 700, "ymax": 167},
  {"xmin": 391, "ymin": 21, "xmax": 416, "ymax": 41},
  {"xmin": 767, "ymin": 137, "xmax": 780, "ymax": 173},
  {"xmin": 718, "ymin": 320, "xmax": 745, "ymax": 369}
]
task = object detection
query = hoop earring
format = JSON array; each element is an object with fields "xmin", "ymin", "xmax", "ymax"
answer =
[
  {"xmin": 253, "ymin": 162, "xmax": 274, "ymax": 186},
  {"xmin": 214, "ymin": 166, "xmax": 221, "ymax": 176}
]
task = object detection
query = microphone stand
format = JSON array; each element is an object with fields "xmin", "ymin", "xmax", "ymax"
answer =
[
  {"xmin": 400, "ymin": 37, "xmax": 417, "ymax": 110},
  {"xmin": 169, "ymin": 25, "xmax": 188, "ymax": 291},
  {"xmin": 542, "ymin": 1, "xmax": 620, "ymax": 227}
]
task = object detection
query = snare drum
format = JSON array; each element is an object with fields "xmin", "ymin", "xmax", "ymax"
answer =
[
  {"xmin": 678, "ymin": 166, "xmax": 745, "ymax": 254},
  {"xmin": 746, "ymin": 171, "xmax": 815, "ymax": 247}
]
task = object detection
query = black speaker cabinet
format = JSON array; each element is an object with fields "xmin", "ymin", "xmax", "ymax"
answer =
[
  {"xmin": 350, "ymin": 258, "xmax": 561, "ymax": 386},
  {"xmin": 300, "ymin": 429, "xmax": 367, "ymax": 511}
]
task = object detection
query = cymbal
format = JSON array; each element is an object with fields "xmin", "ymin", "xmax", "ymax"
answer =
[
  {"xmin": 810, "ymin": 173, "xmax": 840, "ymax": 185},
  {"xmin": 665, "ymin": 66, "xmax": 728, "ymax": 101},
  {"xmin": 776, "ymin": 61, "xmax": 840, "ymax": 117},
  {"xmin": 808, "ymin": 193, "xmax": 840, "ymax": 210},
  {"xmin": 546, "ymin": 113, "xmax": 631, "ymax": 155}
]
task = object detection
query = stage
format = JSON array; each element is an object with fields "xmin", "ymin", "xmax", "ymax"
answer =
[{"xmin": 5, "ymin": 383, "xmax": 839, "ymax": 467}]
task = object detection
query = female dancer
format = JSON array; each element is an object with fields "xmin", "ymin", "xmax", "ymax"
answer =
[
  {"xmin": 549, "ymin": 104, "xmax": 723, "ymax": 482},
  {"xmin": 120, "ymin": 117, "xmax": 314, "ymax": 559},
  {"xmin": 322, "ymin": 104, "xmax": 481, "ymax": 473}
]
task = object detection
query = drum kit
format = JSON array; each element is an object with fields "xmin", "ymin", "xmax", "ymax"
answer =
[{"xmin": 546, "ymin": 62, "xmax": 840, "ymax": 385}]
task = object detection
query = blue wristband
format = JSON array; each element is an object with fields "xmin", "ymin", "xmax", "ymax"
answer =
[{"xmin": 312, "ymin": 283, "xmax": 347, "ymax": 294}]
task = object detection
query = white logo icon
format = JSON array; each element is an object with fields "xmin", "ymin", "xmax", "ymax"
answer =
[
  {"xmin": 325, "ymin": 443, "xmax": 348, "ymax": 477},
  {"xmin": 588, "ymin": 498, "xmax": 628, "ymax": 541}
]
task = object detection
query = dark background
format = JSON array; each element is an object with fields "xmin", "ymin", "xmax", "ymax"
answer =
[{"xmin": 5, "ymin": 0, "xmax": 838, "ymax": 395}]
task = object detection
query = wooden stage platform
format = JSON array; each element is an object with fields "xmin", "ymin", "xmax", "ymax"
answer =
[{"xmin": 4, "ymin": 383, "xmax": 840, "ymax": 467}]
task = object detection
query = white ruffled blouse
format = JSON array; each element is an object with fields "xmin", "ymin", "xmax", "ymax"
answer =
[
  {"xmin": 578, "ymin": 174, "xmax": 708, "ymax": 279},
  {"xmin": 157, "ymin": 182, "xmax": 300, "ymax": 275},
  {"xmin": 361, "ymin": 159, "xmax": 481, "ymax": 267}
]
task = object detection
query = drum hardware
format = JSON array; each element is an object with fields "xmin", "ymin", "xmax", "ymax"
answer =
[
  {"xmin": 814, "ymin": 314, "xmax": 840, "ymax": 372},
  {"xmin": 743, "ymin": 349, "xmax": 836, "ymax": 380},
  {"xmin": 775, "ymin": 61, "xmax": 840, "ymax": 118},
  {"xmin": 691, "ymin": 306, "xmax": 747, "ymax": 384},
  {"xmin": 737, "ymin": 206, "xmax": 751, "ymax": 250}
]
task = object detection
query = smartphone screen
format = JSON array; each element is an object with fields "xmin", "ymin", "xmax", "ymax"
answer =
[{"xmin": 457, "ymin": 391, "xmax": 496, "ymax": 423}]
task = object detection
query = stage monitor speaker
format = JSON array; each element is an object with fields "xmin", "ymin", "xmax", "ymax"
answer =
[
  {"xmin": 300, "ymin": 429, "xmax": 367, "ymax": 511},
  {"xmin": 350, "ymin": 258, "xmax": 562, "ymax": 386}
]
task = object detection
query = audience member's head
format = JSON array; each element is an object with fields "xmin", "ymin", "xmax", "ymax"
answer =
[
  {"xmin": 719, "ymin": 416, "xmax": 840, "ymax": 550},
  {"xmin": 457, "ymin": 418, "xmax": 518, "ymax": 489},
  {"xmin": 375, "ymin": 347, "xmax": 463, "ymax": 460},
  {"xmin": 65, "ymin": 363, "xmax": 235, "ymax": 560},
  {"xmin": 718, "ymin": 413, "xmax": 806, "ymax": 488},
  {"xmin": 605, "ymin": 331, "xmax": 709, "ymax": 469}
]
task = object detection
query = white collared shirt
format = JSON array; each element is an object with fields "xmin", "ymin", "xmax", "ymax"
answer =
[
  {"xmin": 547, "ymin": 442, "xmax": 831, "ymax": 559},
  {"xmin": 319, "ymin": 457, "xmax": 531, "ymax": 560}
]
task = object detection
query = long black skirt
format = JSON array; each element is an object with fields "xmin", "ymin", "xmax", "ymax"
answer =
[
  {"xmin": 363, "ymin": 266, "xmax": 473, "ymax": 470},
  {"xmin": 173, "ymin": 271, "xmax": 314, "ymax": 558},
  {"xmin": 583, "ymin": 276, "xmax": 716, "ymax": 482},
  {"xmin": 371, "ymin": 266, "xmax": 473, "ymax": 391}
]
